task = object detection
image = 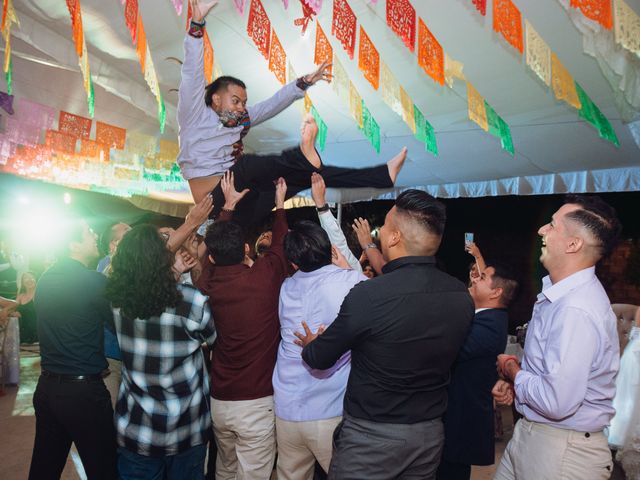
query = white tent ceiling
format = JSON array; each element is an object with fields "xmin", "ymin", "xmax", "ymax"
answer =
[{"xmin": 7, "ymin": 0, "xmax": 640, "ymax": 206}]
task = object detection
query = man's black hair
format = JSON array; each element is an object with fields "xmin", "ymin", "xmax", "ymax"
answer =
[
  {"xmin": 204, "ymin": 220, "xmax": 246, "ymax": 266},
  {"xmin": 284, "ymin": 221, "xmax": 332, "ymax": 273},
  {"xmin": 564, "ymin": 194, "xmax": 622, "ymax": 258},
  {"xmin": 485, "ymin": 260, "xmax": 520, "ymax": 308},
  {"xmin": 395, "ymin": 189, "xmax": 447, "ymax": 236},
  {"xmin": 204, "ymin": 76, "xmax": 247, "ymax": 108}
]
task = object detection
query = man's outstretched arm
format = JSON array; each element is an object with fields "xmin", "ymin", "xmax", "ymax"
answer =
[{"xmin": 178, "ymin": 0, "xmax": 218, "ymax": 126}]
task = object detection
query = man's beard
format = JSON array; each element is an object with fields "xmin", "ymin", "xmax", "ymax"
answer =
[{"xmin": 219, "ymin": 110, "xmax": 244, "ymax": 127}]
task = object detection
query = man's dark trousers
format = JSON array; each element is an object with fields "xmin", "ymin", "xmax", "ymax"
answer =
[
  {"xmin": 327, "ymin": 414, "xmax": 444, "ymax": 480},
  {"xmin": 28, "ymin": 374, "xmax": 118, "ymax": 480},
  {"xmin": 210, "ymin": 147, "xmax": 392, "ymax": 227}
]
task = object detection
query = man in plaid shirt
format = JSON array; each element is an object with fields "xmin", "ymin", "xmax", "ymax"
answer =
[{"xmin": 107, "ymin": 224, "xmax": 216, "ymax": 478}]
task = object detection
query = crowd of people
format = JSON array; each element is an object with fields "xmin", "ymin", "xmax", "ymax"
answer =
[{"xmin": 1, "ymin": 1, "xmax": 635, "ymax": 479}]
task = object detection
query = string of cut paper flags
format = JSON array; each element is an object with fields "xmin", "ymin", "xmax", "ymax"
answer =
[
  {"xmin": 0, "ymin": 94, "xmax": 186, "ymax": 198},
  {"xmin": 1, "ymin": 0, "xmax": 18, "ymax": 95},
  {"xmin": 65, "ymin": 0, "xmax": 95, "ymax": 118},
  {"xmin": 472, "ymin": 0, "xmax": 640, "ymax": 146}
]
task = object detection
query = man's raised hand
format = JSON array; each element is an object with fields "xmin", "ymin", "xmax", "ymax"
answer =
[
  {"xmin": 275, "ymin": 177, "xmax": 287, "ymax": 209},
  {"xmin": 189, "ymin": 0, "xmax": 218, "ymax": 23},
  {"xmin": 352, "ymin": 217, "xmax": 374, "ymax": 249},
  {"xmin": 303, "ymin": 61, "xmax": 332, "ymax": 85},
  {"xmin": 221, "ymin": 171, "xmax": 250, "ymax": 211},
  {"xmin": 311, "ymin": 172, "xmax": 326, "ymax": 207}
]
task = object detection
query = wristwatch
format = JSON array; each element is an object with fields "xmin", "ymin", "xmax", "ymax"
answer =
[
  {"xmin": 364, "ymin": 243, "xmax": 377, "ymax": 251},
  {"xmin": 316, "ymin": 204, "xmax": 330, "ymax": 213}
]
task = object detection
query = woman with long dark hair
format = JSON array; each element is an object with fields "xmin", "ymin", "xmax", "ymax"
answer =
[{"xmin": 106, "ymin": 224, "xmax": 216, "ymax": 479}]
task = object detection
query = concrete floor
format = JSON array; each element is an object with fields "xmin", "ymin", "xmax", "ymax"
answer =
[{"xmin": 1, "ymin": 347, "xmax": 512, "ymax": 479}]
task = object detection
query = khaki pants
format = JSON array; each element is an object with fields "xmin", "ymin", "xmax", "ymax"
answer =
[
  {"xmin": 211, "ymin": 395, "xmax": 276, "ymax": 480},
  {"xmin": 495, "ymin": 418, "xmax": 614, "ymax": 480},
  {"xmin": 275, "ymin": 416, "xmax": 342, "ymax": 480},
  {"xmin": 103, "ymin": 358, "xmax": 122, "ymax": 409}
]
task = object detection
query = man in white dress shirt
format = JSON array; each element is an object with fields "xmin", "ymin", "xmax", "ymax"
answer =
[{"xmin": 493, "ymin": 194, "xmax": 622, "ymax": 480}]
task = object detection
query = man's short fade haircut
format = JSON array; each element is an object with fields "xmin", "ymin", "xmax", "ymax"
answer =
[
  {"xmin": 204, "ymin": 220, "xmax": 246, "ymax": 266},
  {"xmin": 395, "ymin": 189, "xmax": 447, "ymax": 237},
  {"xmin": 205, "ymin": 76, "xmax": 247, "ymax": 108},
  {"xmin": 564, "ymin": 194, "xmax": 622, "ymax": 258},
  {"xmin": 485, "ymin": 260, "xmax": 520, "ymax": 308},
  {"xmin": 284, "ymin": 221, "xmax": 332, "ymax": 273}
]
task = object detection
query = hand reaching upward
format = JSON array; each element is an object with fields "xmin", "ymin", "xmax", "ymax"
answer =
[
  {"xmin": 275, "ymin": 177, "xmax": 287, "ymax": 209},
  {"xmin": 189, "ymin": 0, "xmax": 218, "ymax": 23}
]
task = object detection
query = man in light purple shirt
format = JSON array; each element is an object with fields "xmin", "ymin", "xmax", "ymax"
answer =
[
  {"xmin": 273, "ymin": 220, "xmax": 366, "ymax": 480},
  {"xmin": 493, "ymin": 194, "xmax": 622, "ymax": 480}
]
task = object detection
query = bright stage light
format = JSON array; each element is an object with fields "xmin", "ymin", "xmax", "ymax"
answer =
[
  {"xmin": 17, "ymin": 195, "xmax": 30, "ymax": 205},
  {"xmin": 63, "ymin": 192, "xmax": 72, "ymax": 204},
  {"xmin": 8, "ymin": 206, "xmax": 67, "ymax": 257}
]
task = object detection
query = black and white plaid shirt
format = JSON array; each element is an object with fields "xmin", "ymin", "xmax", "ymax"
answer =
[{"xmin": 113, "ymin": 283, "xmax": 216, "ymax": 457}]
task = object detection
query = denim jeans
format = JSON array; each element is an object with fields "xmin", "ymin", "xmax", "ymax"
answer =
[{"xmin": 118, "ymin": 443, "xmax": 207, "ymax": 480}]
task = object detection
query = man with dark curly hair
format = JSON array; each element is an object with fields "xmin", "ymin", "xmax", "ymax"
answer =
[{"xmin": 106, "ymin": 225, "xmax": 216, "ymax": 478}]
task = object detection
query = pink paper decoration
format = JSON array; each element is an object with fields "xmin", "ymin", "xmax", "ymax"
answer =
[
  {"xmin": 234, "ymin": 0, "xmax": 247, "ymax": 15},
  {"xmin": 15, "ymin": 98, "xmax": 56, "ymax": 129},
  {"xmin": 5, "ymin": 117, "xmax": 41, "ymax": 146},
  {"xmin": 171, "ymin": 0, "xmax": 183, "ymax": 16}
]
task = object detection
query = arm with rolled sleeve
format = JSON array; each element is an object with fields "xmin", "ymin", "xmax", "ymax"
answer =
[
  {"xmin": 302, "ymin": 285, "xmax": 371, "ymax": 370},
  {"xmin": 247, "ymin": 81, "xmax": 305, "ymax": 126},
  {"xmin": 318, "ymin": 210, "xmax": 362, "ymax": 272},
  {"xmin": 514, "ymin": 306, "xmax": 599, "ymax": 420}
]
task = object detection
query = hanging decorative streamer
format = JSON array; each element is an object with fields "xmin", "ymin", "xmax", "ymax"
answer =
[
  {"xmin": 314, "ymin": 23, "xmax": 333, "ymax": 76},
  {"xmin": 444, "ymin": 53, "xmax": 465, "ymax": 88},
  {"xmin": 203, "ymin": 30, "xmax": 214, "ymax": 84},
  {"xmin": 124, "ymin": 0, "xmax": 137, "ymax": 43},
  {"xmin": 551, "ymin": 52, "xmax": 581, "ymax": 109},
  {"xmin": 0, "ymin": 90, "xmax": 12, "ymax": 114},
  {"xmin": 484, "ymin": 101, "xmax": 514, "ymax": 154},
  {"xmin": 386, "ymin": 0, "xmax": 416, "ymax": 52},
  {"xmin": 122, "ymin": 2, "xmax": 166, "ymax": 132},
  {"xmin": 331, "ymin": 54, "xmax": 349, "ymax": 103},
  {"xmin": 45, "ymin": 130, "xmax": 77, "ymax": 154},
  {"xmin": 493, "ymin": 0, "xmax": 524, "ymax": 54},
  {"xmin": 332, "ymin": 0, "xmax": 357, "ymax": 59},
  {"xmin": 96, "ymin": 121, "xmax": 126, "ymax": 150},
  {"xmin": 5, "ymin": 58, "xmax": 11, "ymax": 95},
  {"xmin": 380, "ymin": 61, "xmax": 402, "ymax": 116},
  {"xmin": 472, "ymin": 0, "xmax": 487, "ymax": 16},
  {"xmin": 0, "ymin": 0, "xmax": 17, "ymax": 94},
  {"xmin": 234, "ymin": 0, "xmax": 247, "ymax": 15},
  {"xmin": 310, "ymin": 105, "xmax": 328, "ymax": 151},
  {"xmin": 524, "ymin": 20, "xmax": 551, "ymax": 86},
  {"xmin": 399, "ymin": 86, "xmax": 416, "ymax": 133},
  {"xmin": 361, "ymin": 101, "xmax": 380, "ymax": 153},
  {"xmin": 466, "ymin": 82, "xmax": 488, "ymax": 131},
  {"xmin": 171, "ymin": 0, "xmax": 183, "ymax": 16},
  {"xmin": 349, "ymin": 81, "xmax": 363, "ymax": 128},
  {"xmin": 575, "ymin": 82, "xmax": 619, "ymax": 145},
  {"xmin": 413, "ymin": 105, "xmax": 438, "ymax": 155},
  {"xmin": 247, "ymin": 0, "xmax": 271, "ymax": 59},
  {"xmin": 65, "ymin": 0, "xmax": 95, "ymax": 117},
  {"xmin": 417, "ymin": 17, "xmax": 445, "ymax": 86},
  {"xmin": 5, "ymin": 117, "xmax": 41, "ymax": 146},
  {"xmin": 79, "ymin": 138, "xmax": 109, "ymax": 161},
  {"xmin": 569, "ymin": 0, "xmax": 613, "ymax": 29},
  {"xmin": 358, "ymin": 27, "xmax": 380, "ymax": 90},
  {"xmin": 126, "ymin": 131, "xmax": 158, "ymax": 157},
  {"xmin": 295, "ymin": 0, "xmax": 317, "ymax": 34},
  {"xmin": 16, "ymin": 99, "xmax": 56, "ymax": 129},
  {"xmin": 613, "ymin": 0, "xmax": 640, "ymax": 55},
  {"xmin": 304, "ymin": 0, "xmax": 323, "ymax": 13},
  {"xmin": 268, "ymin": 30, "xmax": 287, "ymax": 85},
  {"xmin": 59, "ymin": 111, "xmax": 92, "ymax": 139}
]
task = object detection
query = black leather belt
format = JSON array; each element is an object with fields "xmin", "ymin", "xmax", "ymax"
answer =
[{"xmin": 42, "ymin": 370, "xmax": 103, "ymax": 383}]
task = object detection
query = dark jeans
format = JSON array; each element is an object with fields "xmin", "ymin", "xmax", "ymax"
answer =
[
  {"xmin": 210, "ymin": 148, "xmax": 393, "ymax": 226},
  {"xmin": 118, "ymin": 444, "xmax": 207, "ymax": 480},
  {"xmin": 328, "ymin": 414, "xmax": 444, "ymax": 480},
  {"xmin": 28, "ymin": 375, "xmax": 118, "ymax": 480},
  {"xmin": 436, "ymin": 459, "xmax": 472, "ymax": 480}
]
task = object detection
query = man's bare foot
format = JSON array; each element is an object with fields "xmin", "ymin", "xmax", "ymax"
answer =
[
  {"xmin": 300, "ymin": 114, "xmax": 322, "ymax": 169},
  {"xmin": 387, "ymin": 147, "xmax": 407, "ymax": 184}
]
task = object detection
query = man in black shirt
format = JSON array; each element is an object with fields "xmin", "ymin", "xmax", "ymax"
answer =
[
  {"xmin": 297, "ymin": 190, "xmax": 474, "ymax": 479},
  {"xmin": 29, "ymin": 216, "xmax": 118, "ymax": 479}
]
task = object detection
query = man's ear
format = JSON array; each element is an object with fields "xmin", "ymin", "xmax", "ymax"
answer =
[
  {"xmin": 211, "ymin": 93, "xmax": 221, "ymax": 110},
  {"xmin": 566, "ymin": 236, "xmax": 584, "ymax": 254},
  {"xmin": 489, "ymin": 286, "xmax": 504, "ymax": 301},
  {"xmin": 244, "ymin": 243, "xmax": 250, "ymax": 257},
  {"xmin": 290, "ymin": 262, "xmax": 299, "ymax": 271},
  {"xmin": 386, "ymin": 229, "xmax": 401, "ymax": 250}
]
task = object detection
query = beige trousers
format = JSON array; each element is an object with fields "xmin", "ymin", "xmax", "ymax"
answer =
[
  {"xmin": 275, "ymin": 416, "xmax": 342, "ymax": 480},
  {"xmin": 103, "ymin": 358, "xmax": 122, "ymax": 409},
  {"xmin": 495, "ymin": 418, "xmax": 614, "ymax": 480},
  {"xmin": 211, "ymin": 395, "xmax": 276, "ymax": 480}
]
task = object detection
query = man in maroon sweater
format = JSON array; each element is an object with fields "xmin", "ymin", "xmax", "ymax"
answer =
[{"xmin": 197, "ymin": 176, "xmax": 288, "ymax": 480}]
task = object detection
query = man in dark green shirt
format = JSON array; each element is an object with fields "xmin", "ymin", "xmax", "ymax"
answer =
[{"xmin": 29, "ymin": 216, "xmax": 117, "ymax": 480}]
